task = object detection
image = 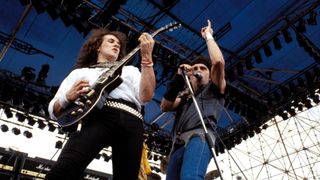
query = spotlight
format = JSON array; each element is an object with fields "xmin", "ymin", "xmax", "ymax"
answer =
[
  {"xmin": 12, "ymin": 127, "xmax": 21, "ymax": 135},
  {"xmin": 102, "ymin": 153, "xmax": 111, "ymax": 162},
  {"xmin": 262, "ymin": 124, "xmax": 268, "ymax": 130},
  {"xmin": 37, "ymin": 120, "xmax": 46, "ymax": 130},
  {"xmin": 4, "ymin": 107, "xmax": 13, "ymax": 118},
  {"xmin": 1, "ymin": 124, "xmax": 9, "ymax": 132},
  {"xmin": 23, "ymin": 130, "xmax": 32, "ymax": 138},
  {"xmin": 248, "ymin": 130, "xmax": 254, "ymax": 137},
  {"xmin": 282, "ymin": 29, "xmax": 292, "ymax": 43},
  {"xmin": 254, "ymin": 51, "xmax": 262, "ymax": 63},
  {"xmin": 297, "ymin": 103, "xmax": 303, "ymax": 111},
  {"xmin": 287, "ymin": 107, "xmax": 296, "ymax": 116},
  {"xmin": 303, "ymin": 99, "xmax": 312, "ymax": 109},
  {"xmin": 16, "ymin": 112, "xmax": 26, "ymax": 122},
  {"xmin": 307, "ymin": 11, "xmax": 317, "ymax": 25},
  {"xmin": 278, "ymin": 109, "xmax": 288, "ymax": 120},
  {"xmin": 21, "ymin": 66, "xmax": 36, "ymax": 82},
  {"xmin": 26, "ymin": 116, "xmax": 36, "ymax": 126},
  {"xmin": 95, "ymin": 154, "xmax": 101, "ymax": 160},
  {"xmin": 36, "ymin": 64, "xmax": 50, "ymax": 84},
  {"xmin": 312, "ymin": 94, "xmax": 320, "ymax": 104},
  {"xmin": 245, "ymin": 55, "xmax": 253, "ymax": 70},
  {"xmin": 272, "ymin": 36, "xmax": 282, "ymax": 50},
  {"xmin": 47, "ymin": 123, "xmax": 56, "ymax": 132},
  {"xmin": 153, "ymin": 154, "xmax": 159, "ymax": 161},
  {"xmin": 263, "ymin": 44, "xmax": 272, "ymax": 57},
  {"xmin": 55, "ymin": 140, "xmax": 63, "ymax": 149},
  {"xmin": 253, "ymin": 126, "xmax": 261, "ymax": 134},
  {"xmin": 297, "ymin": 19, "xmax": 306, "ymax": 33}
]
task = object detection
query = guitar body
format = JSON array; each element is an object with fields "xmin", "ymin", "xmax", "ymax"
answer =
[
  {"xmin": 57, "ymin": 74, "xmax": 123, "ymax": 127},
  {"xmin": 57, "ymin": 22, "xmax": 181, "ymax": 128}
]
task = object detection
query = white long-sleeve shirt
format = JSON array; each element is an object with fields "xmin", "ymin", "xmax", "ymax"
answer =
[{"xmin": 48, "ymin": 65, "xmax": 142, "ymax": 120}]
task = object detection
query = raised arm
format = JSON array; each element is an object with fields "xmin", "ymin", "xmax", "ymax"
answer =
[
  {"xmin": 138, "ymin": 33, "xmax": 156, "ymax": 103},
  {"xmin": 201, "ymin": 19, "xmax": 226, "ymax": 93}
]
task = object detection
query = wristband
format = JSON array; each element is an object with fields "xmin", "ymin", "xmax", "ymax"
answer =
[
  {"xmin": 205, "ymin": 32, "xmax": 214, "ymax": 41},
  {"xmin": 163, "ymin": 74, "xmax": 185, "ymax": 102},
  {"xmin": 141, "ymin": 61, "xmax": 154, "ymax": 67},
  {"xmin": 59, "ymin": 94, "xmax": 70, "ymax": 109}
]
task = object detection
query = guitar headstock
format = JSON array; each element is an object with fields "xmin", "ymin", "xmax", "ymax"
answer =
[{"xmin": 152, "ymin": 22, "xmax": 181, "ymax": 37}]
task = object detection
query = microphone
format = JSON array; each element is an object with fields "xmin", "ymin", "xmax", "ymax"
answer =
[{"xmin": 193, "ymin": 72, "xmax": 202, "ymax": 80}]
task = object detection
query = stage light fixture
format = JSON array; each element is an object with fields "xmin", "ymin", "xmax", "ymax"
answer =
[
  {"xmin": 248, "ymin": 130, "xmax": 254, "ymax": 138},
  {"xmin": 36, "ymin": 64, "xmax": 50, "ymax": 84},
  {"xmin": 26, "ymin": 116, "xmax": 36, "ymax": 126},
  {"xmin": 287, "ymin": 107, "xmax": 296, "ymax": 116},
  {"xmin": 1, "ymin": 124, "xmax": 9, "ymax": 132},
  {"xmin": 245, "ymin": 55, "xmax": 253, "ymax": 70},
  {"xmin": 262, "ymin": 124, "xmax": 268, "ymax": 130},
  {"xmin": 312, "ymin": 94, "xmax": 320, "ymax": 104},
  {"xmin": 16, "ymin": 112, "xmax": 26, "ymax": 123},
  {"xmin": 21, "ymin": 66, "xmax": 36, "ymax": 82},
  {"xmin": 31, "ymin": 0, "xmax": 48, "ymax": 14},
  {"xmin": 4, "ymin": 107, "xmax": 13, "ymax": 118},
  {"xmin": 37, "ymin": 120, "xmax": 46, "ymax": 130},
  {"xmin": 12, "ymin": 127, "xmax": 21, "ymax": 135},
  {"xmin": 297, "ymin": 18, "xmax": 306, "ymax": 33},
  {"xmin": 254, "ymin": 51, "xmax": 262, "ymax": 64},
  {"xmin": 263, "ymin": 44, "xmax": 272, "ymax": 57},
  {"xmin": 102, "ymin": 153, "xmax": 111, "ymax": 162},
  {"xmin": 23, "ymin": 130, "xmax": 32, "ymax": 138},
  {"xmin": 272, "ymin": 36, "xmax": 282, "ymax": 50},
  {"xmin": 304, "ymin": 99, "xmax": 312, "ymax": 109},
  {"xmin": 282, "ymin": 29, "xmax": 292, "ymax": 43},
  {"xmin": 307, "ymin": 11, "xmax": 317, "ymax": 25},
  {"xmin": 55, "ymin": 140, "xmax": 63, "ymax": 149},
  {"xmin": 47, "ymin": 123, "xmax": 56, "ymax": 132},
  {"xmin": 153, "ymin": 154, "xmax": 159, "ymax": 161},
  {"xmin": 297, "ymin": 103, "xmax": 303, "ymax": 111}
]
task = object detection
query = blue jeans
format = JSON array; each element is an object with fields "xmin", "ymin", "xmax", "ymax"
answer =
[{"xmin": 166, "ymin": 136, "xmax": 212, "ymax": 180}]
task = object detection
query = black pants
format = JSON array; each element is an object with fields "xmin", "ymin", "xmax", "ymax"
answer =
[{"xmin": 45, "ymin": 107, "xmax": 144, "ymax": 180}]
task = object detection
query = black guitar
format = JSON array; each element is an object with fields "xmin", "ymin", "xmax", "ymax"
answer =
[{"xmin": 57, "ymin": 22, "xmax": 181, "ymax": 127}]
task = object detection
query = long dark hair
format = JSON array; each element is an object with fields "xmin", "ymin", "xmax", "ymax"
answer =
[{"xmin": 73, "ymin": 28, "xmax": 127, "ymax": 69}]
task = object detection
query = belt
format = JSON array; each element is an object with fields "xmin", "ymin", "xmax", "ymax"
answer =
[{"xmin": 104, "ymin": 99, "xmax": 143, "ymax": 121}]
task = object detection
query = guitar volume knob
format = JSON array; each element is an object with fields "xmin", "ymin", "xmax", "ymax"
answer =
[
  {"xmin": 86, "ymin": 100, "xmax": 92, "ymax": 105},
  {"xmin": 77, "ymin": 108, "xmax": 84, "ymax": 113},
  {"xmin": 71, "ymin": 111, "xmax": 77, "ymax": 116}
]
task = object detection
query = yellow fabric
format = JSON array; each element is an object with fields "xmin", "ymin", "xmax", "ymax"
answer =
[{"xmin": 138, "ymin": 143, "xmax": 152, "ymax": 180}]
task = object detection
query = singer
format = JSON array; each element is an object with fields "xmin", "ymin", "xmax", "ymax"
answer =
[{"xmin": 160, "ymin": 19, "xmax": 226, "ymax": 180}]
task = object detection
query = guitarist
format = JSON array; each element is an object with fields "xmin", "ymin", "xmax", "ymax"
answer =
[{"xmin": 46, "ymin": 29, "xmax": 155, "ymax": 180}]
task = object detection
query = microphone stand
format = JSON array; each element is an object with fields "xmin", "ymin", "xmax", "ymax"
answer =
[{"xmin": 181, "ymin": 70, "xmax": 223, "ymax": 180}]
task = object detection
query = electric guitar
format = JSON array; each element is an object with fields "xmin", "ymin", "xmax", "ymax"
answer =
[{"xmin": 57, "ymin": 22, "xmax": 181, "ymax": 127}]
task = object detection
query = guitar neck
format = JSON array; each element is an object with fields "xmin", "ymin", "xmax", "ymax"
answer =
[{"xmin": 114, "ymin": 30, "xmax": 159, "ymax": 70}]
